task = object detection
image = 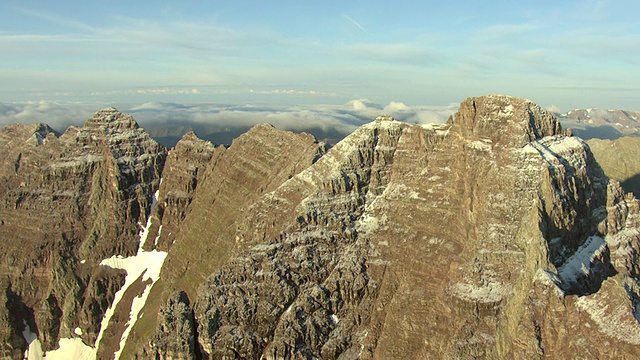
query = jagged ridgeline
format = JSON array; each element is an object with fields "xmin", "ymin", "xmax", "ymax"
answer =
[{"xmin": 1, "ymin": 95, "xmax": 639, "ymax": 359}]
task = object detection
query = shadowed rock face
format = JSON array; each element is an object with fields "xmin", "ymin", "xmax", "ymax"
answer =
[{"xmin": 3, "ymin": 95, "xmax": 640, "ymax": 359}]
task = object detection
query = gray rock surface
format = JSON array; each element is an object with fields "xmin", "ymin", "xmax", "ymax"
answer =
[{"xmin": 150, "ymin": 291, "xmax": 196, "ymax": 360}]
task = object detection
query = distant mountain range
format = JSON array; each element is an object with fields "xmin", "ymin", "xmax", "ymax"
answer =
[{"xmin": 556, "ymin": 108, "xmax": 640, "ymax": 139}]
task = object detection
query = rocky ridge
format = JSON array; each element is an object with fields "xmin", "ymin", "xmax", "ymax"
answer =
[
  {"xmin": 2, "ymin": 95, "xmax": 640, "ymax": 359},
  {"xmin": 0, "ymin": 108, "xmax": 166, "ymax": 358},
  {"xmin": 145, "ymin": 95, "xmax": 640, "ymax": 359}
]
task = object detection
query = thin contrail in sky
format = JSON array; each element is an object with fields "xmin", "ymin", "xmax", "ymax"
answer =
[{"xmin": 343, "ymin": 14, "xmax": 367, "ymax": 32}]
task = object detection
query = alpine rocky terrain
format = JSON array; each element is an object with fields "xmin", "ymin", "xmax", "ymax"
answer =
[
  {"xmin": 585, "ymin": 136, "xmax": 640, "ymax": 198},
  {"xmin": 557, "ymin": 108, "xmax": 640, "ymax": 139},
  {"xmin": 1, "ymin": 95, "xmax": 640, "ymax": 359}
]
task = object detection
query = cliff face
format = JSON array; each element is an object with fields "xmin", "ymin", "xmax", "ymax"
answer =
[
  {"xmin": 0, "ymin": 108, "xmax": 166, "ymax": 358},
  {"xmin": 149, "ymin": 95, "xmax": 640, "ymax": 359},
  {"xmin": 2, "ymin": 96, "xmax": 640, "ymax": 359},
  {"xmin": 121, "ymin": 123, "xmax": 327, "ymax": 358}
]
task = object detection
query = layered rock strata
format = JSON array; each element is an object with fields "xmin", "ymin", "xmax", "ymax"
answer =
[
  {"xmin": 0, "ymin": 108, "xmax": 166, "ymax": 357},
  {"xmin": 148, "ymin": 95, "xmax": 640, "ymax": 359},
  {"xmin": 122, "ymin": 123, "xmax": 327, "ymax": 358},
  {"xmin": 3, "ymin": 96, "xmax": 640, "ymax": 359}
]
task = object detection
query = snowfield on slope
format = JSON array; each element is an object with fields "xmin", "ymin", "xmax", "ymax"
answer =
[{"xmin": 23, "ymin": 189, "xmax": 168, "ymax": 360}]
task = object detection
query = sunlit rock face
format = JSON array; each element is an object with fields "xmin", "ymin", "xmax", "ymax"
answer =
[
  {"xmin": 0, "ymin": 108, "xmax": 166, "ymax": 356},
  {"xmin": 3, "ymin": 96, "xmax": 640, "ymax": 359},
  {"xmin": 145, "ymin": 95, "xmax": 640, "ymax": 359}
]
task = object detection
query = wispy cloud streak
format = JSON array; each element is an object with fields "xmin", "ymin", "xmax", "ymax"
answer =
[{"xmin": 343, "ymin": 14, "xmax": 366, "ymax": 32}]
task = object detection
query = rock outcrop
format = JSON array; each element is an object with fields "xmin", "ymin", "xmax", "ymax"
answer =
[
  {"xmin": 0, "ymin": 108, "xmax": 166, "ymax": 356},
  {"xmin": 149, "ymin": 291, "xmax": 196, "ymax": 360},
  {"xmin": 151, "ymin": 95, "xmax": 640, "ymax": 359}
]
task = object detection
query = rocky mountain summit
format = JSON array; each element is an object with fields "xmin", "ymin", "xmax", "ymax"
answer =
[
  {"xmin": 2, "ymin": 95, "xmax": 640, "ymax": 359},
  {"xmin": 0, "ymin": 108, "xmax": 166, "ymax": 358}
]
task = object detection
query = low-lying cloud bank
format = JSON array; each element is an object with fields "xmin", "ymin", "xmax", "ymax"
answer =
[{"xmin": 0, "ymin": 100, "xmax": 458, "ymax": 146}]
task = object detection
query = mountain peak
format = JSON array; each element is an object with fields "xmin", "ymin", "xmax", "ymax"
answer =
[
  {"xmin": 83, "ymin": 107, "xmax": 138, "ymax": 130},
  {"xmin": 375, "ymin": 114, "xmax": 395, "ymax": 122},
  {"xmin": 452, "ymin": 94, "xmax": 563, "ymax": 147}
]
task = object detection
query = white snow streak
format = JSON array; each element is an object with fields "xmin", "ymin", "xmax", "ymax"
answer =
[
  {"xmin": 138, "ymin": 190, "xmax": 159, "ymax": 252},
  {"xmin": 37, "ymin": 185, "xmax": 167, "ymax": 360},
  {"xmin": 97, "ymin": 186, "xmax": 167, "ymax": 359},
  {"xmin": 154, "ymin": 225, "xmax": 163, "ymax": 246}
]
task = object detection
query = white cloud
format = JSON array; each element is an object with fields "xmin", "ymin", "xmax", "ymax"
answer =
[
  {"xmin": 546, "ymin": 105, "xmax": 563, "ymax": 114},
  {"xmin": 0, "ymin": 100, "xmax": 457, "ymax": 144},
  {"xmin": 343, "ymin": 14, "xmax": 367, "ymax": 33},
  {"xmin": 0, "ymin": 100, "xmax": 100, "ymax": 132}
]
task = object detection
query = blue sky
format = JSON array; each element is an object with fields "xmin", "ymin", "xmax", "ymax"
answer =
[{"xmin": 1, "ymin": 0, "xmax": 639, "ymax": 111}]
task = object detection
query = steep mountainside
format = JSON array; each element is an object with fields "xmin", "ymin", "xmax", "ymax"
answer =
[
  {"xmin": 0, "ymin": 108, "xmax": 166, "ymax": 358},
  {"xmin": 2, "ymin": 95, "xmax": 640, "ymax": 359},
  {"xmin": 120, "ymin": 123, "xmax": 327, "ymax": 358},
  {"xmin": 140, "ymin": 95, "xmax": 639, "ymax": 359},
  {"xmin": 586, "ymin": 137, "xmax": 640, "ymax": 198}
]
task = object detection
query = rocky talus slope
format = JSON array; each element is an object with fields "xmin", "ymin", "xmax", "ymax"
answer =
[
  {"xmin": 2, "ymin": 95, "xmax": 640, "ymax": 359},
  {"xmin": 0, "ymin": 109, "xmax": 166, "ymax": 358}
]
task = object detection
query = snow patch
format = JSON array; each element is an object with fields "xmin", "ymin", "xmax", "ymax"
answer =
[
  {"xmin": 557, "ymin": 235, "xmax": 607, "ymax": 286},
  {"xmin": 98, "ymin": 250, "xmax": 167, "ymax": 358},
  {"xmin": 22, "ymin": 321, "xmax": 44, "ymax": 360},
  {"xmin": 93, "ymin": 186, "xmax": 167, "ymax": 359},
  {"xmin": 74, "ymin": 327, "xmax": 83, "ymax": 336},
  {"xmin": 534, "ymin": 269, "xmax": 565, "ymax": 298},
  {"xmin": 467, "ymin": 140, "xmax": 492, "ymax": 152},
  {"xmin": 500, "ymin": 104, "xmax": 514, "ymax": 117},
  {"xmin": 50, "ymin": 154, "xmax": 103, "ymax": 169},
  {"xmin": 42, "ymin": 338, "xmax": 95, "ymax": 360},
  {"xmin": 356, "ymin": 214, "xmax": 379, "ymax": 235}
]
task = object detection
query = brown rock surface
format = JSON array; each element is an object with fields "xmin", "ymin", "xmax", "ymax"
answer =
[
  {"xmin": 0, "ymin": 108, "xmax": 165, "ymax": 355},
  {"xmin": 152, "ymin": 95, "xmax": 640, "ymax": 359},
  {"xmin": 123, "ymin": 123, "xmax": 327, "ymax": 358},
  {"xmin": 3, "ymin": 96, "xmax": 640, "ymax": 359}
]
